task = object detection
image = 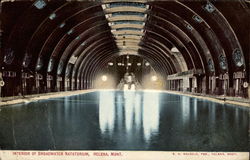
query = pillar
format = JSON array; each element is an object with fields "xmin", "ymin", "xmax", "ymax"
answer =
[
  {"xmin": 201, "ymin": 76, "xmax": 207, "ymax": 94},
  {"xmin": 183, "ymin": 77, "xmax": 189, "ymax": 92},
  {"xmin": 192, "ymin": 77, "xmax": 197, "ymax": 93},
  {"xmin": 47, "ymin": 74, "xmax": 52, "ymax": 92}
]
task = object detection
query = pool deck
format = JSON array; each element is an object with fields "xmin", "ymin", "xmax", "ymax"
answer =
[
  {"xmin": 0, "ymin": 90, "xmax": 97, "ymax": 107},
  {"xmin": 0, "ymin": 89, "xmax": 249, "ymax": 107},
  {"xmin": 161, "ymin": 90, "xmax": 250, "ymax": 108}
]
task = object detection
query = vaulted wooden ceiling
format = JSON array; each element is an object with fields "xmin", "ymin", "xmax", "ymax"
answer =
[{"xmin": 1, "ymin": 0, "xmax": 249, "ymax": 85}]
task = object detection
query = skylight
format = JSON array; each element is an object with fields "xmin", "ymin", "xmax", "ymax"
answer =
[
  {"xmin": 192, "ymin": 15, "xmax": 203, "ymax": 23},
  {"xmin": 113, "ymin": 20, "xmax": 144, "ymax": 25},
  {"xmin": 203, "ymin": 3, "xmax": 215, "ymax": 13},
  {"xmin": 112, "ymin": 12, "xmax": 145, "ymax": 17},
  {"xmin": 34, "ymin": 0, "xmax": 46, "ymax": 9},
  {"xmin": 102, "ymin": 1, "xmax": 149, "ymax": 54},
  {"xmin": 59, "ymin": 22, "xmax": 65, "ymax": 28},
  {"xmin": 109, "ymin": 2, "xmax": 146, "ymax": 8},
  {"xmin": 75, "ymin": 36, "xmax": 81, "ymax": 40},
  {"xmin": 115, "ymin": 34, "xmax": 142, "ymax": 37},
  {"xmin": 116, "ymin": 28, "xmax": 142, "ymax": 31},
  {"xmin": 67, "ymin": 29, "xmax": 74, "ymax": 35},
  {"xmin": 49, "ymin": 13, "xmax": 56, "ymax": 20}
]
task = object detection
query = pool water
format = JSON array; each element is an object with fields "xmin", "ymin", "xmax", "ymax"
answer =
[{"xmin": 0, "ymin": 91, "xmax": 249, "ymax": 151}]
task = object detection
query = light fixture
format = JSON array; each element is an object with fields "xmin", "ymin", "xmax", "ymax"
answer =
[
  {"xmin": 151, "ymin": 75, "xmax": 158, "ymax": 81},
  {"xmin": 137, "ymin": 63, "xmax": 141, "ymax": 66},
  {"xmin": 101, "ymin": 4, "xmax": 107, "ymax": 10},
  {"xmin": 101, "ymin": 75, "xmax": 108, "ymax": 82},
  {"xmin": 108, "ymin": 62, "xmax": 113, "ymax": 66},
  {"xmin": 145, "ymin": 62, "xmax": 150, "ymax": 66},
  {"xmin": 108, "ymin": 22, "xmax": 114, "ymax": 26},
  {"xmin": 127, "ymin": 63, "xmax": 132, "ymax": 66}
]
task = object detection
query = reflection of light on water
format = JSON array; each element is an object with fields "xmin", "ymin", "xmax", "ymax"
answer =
[
  {"xmin": 64, "ymin": 97, "xmax": 70, "ymax": 120},
  {"xmin": 99, "ymin": 91, "xmax": 160, "ymax": 142},
  {"xmin": 117, "ymin": 93, "xmax": 123, "ymax": 103},
  {"xmin": 193, "ymin": 98, "xmax": 197, "ymax": 121},
  {"xmin": 181, "ymin": 96, "xmax": 190, "ymax": 123},
  {"xmin": 99, "ymin": 91, "xmax": 115, "ymax": 134},
  {"xmin": 143, "ymin": 92, "xmax": 160, "ymax": 141},
  {"xmin": 116, "ymin": 93, "xmax": 124, "ymax": 131},
  {"xmin": 134, "ymin": 93, "xmax": 142, "ymax": 127},
  {"xmin": 124, "ymin": 91, "xmax": 136, "ymax": 131},
  {"xmin": 209, "ymin": 103, "xmax": 216, "ymax": 125},
  {"xmin": 235, "ymin": 108, "xmax": 239, "ymax": 120}
]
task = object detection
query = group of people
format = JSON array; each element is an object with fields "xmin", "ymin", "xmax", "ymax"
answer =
[{"xmin": 117, "ymin": 73, "xmax": 141, "ymax": 90}]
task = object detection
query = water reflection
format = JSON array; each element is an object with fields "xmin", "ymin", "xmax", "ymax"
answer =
[
  {"xmin": 181, "ymin": 96, "xmax": 190, "ymax": 124},
  {"xmin": 99, "ymin": 91, "xmax": 160, "ymax": 143},
  {"xmin": 193, "ymin": 98, "xmax": 197, "ymax": 121},
  {"xmin": 99, "ymin": 91, "xmax": 115, "ymax": 134},
  {"xmin": 143, "ymin": 92, "xmax": 159, "ymax": 141},
  {"xmin": 209, "ymin": 102, "xmax": 216, "ymax": 125}
]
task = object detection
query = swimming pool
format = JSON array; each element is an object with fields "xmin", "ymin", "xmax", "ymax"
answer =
[{"xmin": 0, "ymin": 91, "xmax": 248, "ymax": 151}]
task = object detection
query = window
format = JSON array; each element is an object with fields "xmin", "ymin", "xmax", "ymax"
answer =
[
  {"xmin": 116, "ymin": 28, "xmax": 142, "ymax": 31},
  {"xmin": 49, "ymin": 13, "xmax": 56, "ymax": 20},
  {"xmin": 233, "ymin": 48, "xmax": 244, "ymax": 67},
  {"xmin": 203, "ymin": 3, "xmax": 215, "ymax": 13},
  {"xmin": 112, "ymin": 12, "xmax": 145, "ymax": 17},
  {"xmin": 114, "ymin": 20, "xmax": 144, "ymax": 25},
  {"xmin": 34, "ymin": 0, "xmax": 46, "ymax": 9},
  {"xmin": 219, "ymin": 55, "xmax": 227, "ymax": 70},
  {"xmin": 208, "ymin": 59, "xmax": 214, "ymax": 72},
  {"xmin": 192, "ymin": 15, "xmax": 203, "ymax": 23},
  {"xmin": 109, "ymin": 2, "xmax": 146, "ymax": 8}
]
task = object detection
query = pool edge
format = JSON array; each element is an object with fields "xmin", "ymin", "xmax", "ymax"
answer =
[{"xmin": 0, "ymin": 89, "xmax": 249, "ymax": 108}]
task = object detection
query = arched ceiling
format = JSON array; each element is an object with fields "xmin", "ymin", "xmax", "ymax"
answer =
[{"xmin": 1, "ymin": 0, "xmax": 249, "ymax": 88}]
